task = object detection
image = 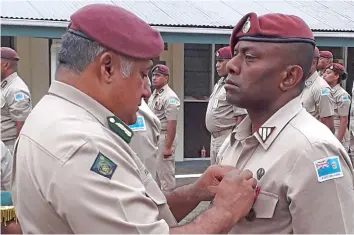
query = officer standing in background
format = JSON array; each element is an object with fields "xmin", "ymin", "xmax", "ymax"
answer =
[
  {"xmin": 1, "ymin": 47, "xmax": 32, "ymax": 152},
  {"xmin": 323, "ymin": 63, "xmax": 351, "ymax": 151},
  {"xmin": 317, "ymin": 50, "xmax": 333, "ymax": 76},
  {"xmin": 148, "ymin": 64, "xmax": 180, "ymax": 191},
  {"xmin": 300, "ymin": 46, "xmax": 335, "ymax": 133},
  {"xmin": 129, "ymin": 75, "xmax": 161, "ymax": 180},
  {"xmin": 217, "ymin": 12, "xmax": 354, "ymax": 233},
  {"xmin": 206, "ymin": 46, "xmax": 247, "ymax": 165},
  {"xmin": 11, "ymin": 4, "xmax": 258, "ymax": 234}
]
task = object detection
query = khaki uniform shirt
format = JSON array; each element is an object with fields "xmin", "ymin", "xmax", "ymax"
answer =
[
  {"xmin": 205, "ymin": 77, "xmax": 247, "ymax": 134},
  {"xmin": 129, "ymin": 99, "xmax": 161, "ymax": 180},
  {"xmin": 148, "ymin": 84, "xmax": 180, "ymax": 132},
  {"xmin": 1, "ymin": 72, "xmax": 32, "ymax": 142},
  {"xmin": 332, "ymin": 84, "xmax": 351, "ymax": 141},
  {"xmin": 1, "ymin": 141, "xmax": 12, "ymax": 191},
  {"xmin": 300, "ymin": 71, "xmax": 334, "ymax": 119},
  {"xmin": 11, "ymin": 81, "xmax": 177, "ymax": 234},
  {"xmin": 217, "ymin": 96, "xmax": 354, "ymax": 234}
]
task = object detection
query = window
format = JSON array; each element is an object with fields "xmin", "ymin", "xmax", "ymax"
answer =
[{"xmin": 1, "ymin": 36, "xmax": 15, "ymax": 49}]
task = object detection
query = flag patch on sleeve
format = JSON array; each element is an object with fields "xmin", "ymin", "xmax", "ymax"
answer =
[{"xmin": 313, "ymin": 156, "xmax": 343, "ymax": 183}]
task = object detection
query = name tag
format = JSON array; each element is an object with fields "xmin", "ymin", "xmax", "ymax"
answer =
[{"xmin": 129, "ymin": 116, "xmax": 146, "ymax": 132}]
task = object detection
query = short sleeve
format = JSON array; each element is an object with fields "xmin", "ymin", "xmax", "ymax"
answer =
[
  {"xmin": 316, "ymin": 87, "xmax": 335, "ymax": 118},
  {"xmin": 164, "ymin": 96, "xmax": 180, "ymax": 121},
  {"xmin": 337, "ymin": 93, "xmax": 351, "ymax": 117},
  {"xmin": 52, "ymin": 137, "xmax": 170, "ymax": 234},
  {"xmin": 286, "ymin": 142, "xmax": 354, "ymax": 234},
  {"xmin": 6, "ymin": 88, "xmax": 32, "ymax": 121},
  {"xmin": 1, "ymin": 141, "xmax": 13, "ymax": 191}
]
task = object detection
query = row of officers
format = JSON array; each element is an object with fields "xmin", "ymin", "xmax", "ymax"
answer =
[{"xmin": 1, "ymin": 4, "xmax": 354, "ymax": 234}]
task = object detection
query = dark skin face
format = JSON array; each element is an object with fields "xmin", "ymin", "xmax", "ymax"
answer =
[
  {"xmin": 317, "ymin": 57, "xmax": 331, "ymax": 70},
  {"xmin": 151, "ymin": 72, "xmax": 168, "ymax": 89},
  {"xmin": 225, "ymin": 41, "xmax": 304, "ymax": 130},
  {"xmin": 216, "ymin": 59, "xmax": 229, "ymax": 77},
  {"xmin": 58, "ymin": 50, "xmax": 152, "ymax": 125}
]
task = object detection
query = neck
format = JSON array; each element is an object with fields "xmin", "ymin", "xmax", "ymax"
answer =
[
  {"xmin": 1, "ymin": 70, "xmax": 15, "ymax": 81},
  {"xmin": 155, "ymin": 83, "xmax": 167, "ymax": 92},
  {"xmin": 329, "ymin": 82, "xmax": 339, "ymax": 88},
  {"xmin": 248, "ymin": 95, "xmax": 297, "ymax": 133}
]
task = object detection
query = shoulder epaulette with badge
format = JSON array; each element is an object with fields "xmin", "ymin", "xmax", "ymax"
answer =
[
  {"xmin": 107, "ymin": 116, "xmax": 134, "ymax": 144},
  {"xmin": 1, "ymin": 80, "xmax": 8, "ymax": 88}
]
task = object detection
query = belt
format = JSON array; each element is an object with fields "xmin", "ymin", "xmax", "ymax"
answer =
[{"xmin": 211, "ymin": 129, "xmax": 231, "ymax": 138}]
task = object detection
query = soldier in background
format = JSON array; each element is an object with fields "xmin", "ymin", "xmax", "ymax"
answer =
[
  {"xmin": 1, "ymin": 47, "xmax": 32, "ymax": 153},
  {"xmin": 317, "ymin": 50, "xmax": 333, "ymax": 76},
  {"xmin": 129, "ymin": 75, "xmax": 161, "ymax": 180},
  {"xmin": 148, "ymin": 64, "xmax": 180, "ymax": 191},
  {"xmin": 206, "ymin": 46, "xmax": 247, "ymax": 165},
  {"xmin": 301, "ymin": 47, "xmax": 335, "ymax": 133}
]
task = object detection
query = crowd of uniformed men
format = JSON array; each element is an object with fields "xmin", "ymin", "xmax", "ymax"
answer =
[{"xmin": 1, "ymin": 3, "xmax": 354, "ymax": 234}]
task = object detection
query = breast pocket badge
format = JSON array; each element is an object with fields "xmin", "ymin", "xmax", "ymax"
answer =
[
  {"xmin": 154, "ymin": 101, "xmax": 163, "ymax": 111},
  {"xmin": 129, "ymin": 116, "xmax": 146, "ymax": 132}
]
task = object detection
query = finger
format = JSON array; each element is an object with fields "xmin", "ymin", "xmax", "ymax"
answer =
[
  {"xmin": 240, "ymin": 169, "xmax": 253, "ymax": 180},
  {"xmin": 246, "ymin": 178, "xmax": 257, "ymax": 189},
  {"xmin": 207, "ymin": 185, "xmax": 219, "ymax": 194},
  {"xmin": 211, "ymin": 165, "xmax": 238, "ymax": 181}
]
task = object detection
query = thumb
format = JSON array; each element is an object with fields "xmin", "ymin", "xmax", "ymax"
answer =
[
  {"xmin": 212, "ymin": 165, "xmax": 237, "ymax": 181},
  {"xmin": 207, "ymin": 185, "xmax": 219, "ymax": 194}
]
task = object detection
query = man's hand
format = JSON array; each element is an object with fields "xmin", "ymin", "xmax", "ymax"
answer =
[
  {"xmin": 163, "ymin": 146, "xmax": 173, "ymax": 158},
  {"xmin": 192, "ymin": 165, "xmax": 236, "ymax": 201},
  {"xmin": 210, "ymin": 169, "xmax": 257, "ymax": 222}
]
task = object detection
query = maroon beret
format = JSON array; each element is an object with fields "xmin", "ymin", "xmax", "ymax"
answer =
[
  {"xmin": 67, "ymin": 4, "xmax": 164, "ymax": 60},
  {"xmin": 320, "ymin": 51, "xmax": 333, "ymax": 59},
  {"xmin": 328, "ymin": 63, "xmax": 345, "ymax": 74},
  {"xmin": 152, "ymin": 64, "xmax": 169, "ymax": 76},
  {"xmin": 1, "ymin": 47, "xmax": 19, "ymax": 61},
  {"xmin": 314, "ymin": 47, "xmax": 320, "ymax": 58},
  {"xmin": 230, "ymin": 12, "xmax": 315, "ymax": 51},
  {"xmin": 216, "ymin": 46, "xmax": 232, "ymax": 60}
]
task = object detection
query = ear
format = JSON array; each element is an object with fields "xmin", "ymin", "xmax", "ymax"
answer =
[
  {"xmin": 99, "ymin": 52, "xmax": 115, "ymax": 84},
  {"xmin": 279, "ymin": 65, "xmax": 303, "ymax": 91}
]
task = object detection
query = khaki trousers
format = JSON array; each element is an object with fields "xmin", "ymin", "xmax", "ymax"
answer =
[
  {"xmin": 156, "ymin": 133, "xmax": 177, "ymax": 191},
  {"xmin": 210, "ymin": 130, "xmax": 231, "ymax": 165}
]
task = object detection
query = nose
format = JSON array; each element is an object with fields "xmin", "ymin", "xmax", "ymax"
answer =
[{"xmin": 226, "ymin": 57, "xmax": 241, "ymax": 76}]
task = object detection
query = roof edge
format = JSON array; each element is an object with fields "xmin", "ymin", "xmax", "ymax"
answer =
[{"xmin": 2, "ymin": 18, "xmax": 354, "ymax": 38}]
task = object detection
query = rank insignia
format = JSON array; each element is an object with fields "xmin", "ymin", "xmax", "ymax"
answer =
[
  {"xmin": 90, "ymin": 152, "xmax": 117, "ymax": 179},
  {"xmin": 257, "ymin": 127, "xmax": 275, "ymax": 142},
  {"xmin": 107, "ymin": 116, "xmax": 133, "ymax": 144}
]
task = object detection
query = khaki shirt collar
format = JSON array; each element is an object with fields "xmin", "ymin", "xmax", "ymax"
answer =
[
  {"xmin": 305, "ymin": 71, "xmax": 319, "ymax": 87},
  {"xmin": 152, "ymin": 84, "xmax": 169, "ymax": 97},
  {"xmin": 232, "ymin": 96, "xmax": 303, "ymax": 150},
  {"xmin": 48, "ymin": 81, "xmax": 115, "ymax": 128},
  {"xmin": 1, "ymin": 72, "xmax": 18, "ymax": 89},
  {"xmin": 332, "ymin": 83, "xmax": 341, "ymax": 92}
]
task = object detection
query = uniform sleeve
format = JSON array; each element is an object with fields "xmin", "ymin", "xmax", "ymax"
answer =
[
  {"xmin": 6, "ymin": 88, "xmax": 32, "ymax": 121},
  {"xmin": 1, "ymin": 141, "xmax": 13, "ymax": 191},
  {"xmin": 285, "ymin": 142, "xmax": 354, "ymax": 234},
  {"xmin": 164, "ymin": 96, "xmax": 180, "ymax": 121},
  {"xmin": 337, "ymin": 93, "xmax": 351, "ymax": 117},
  {"xmin": 315, "ymin": 87, "xmax": 335, "ymax": 118},
  {"xmin": 51, "ymin": 137, "xmax": 170, "ymax": 234},
  {"xmin": 232, "ymin": 106, "xmax": 247, "ymax": 117}
]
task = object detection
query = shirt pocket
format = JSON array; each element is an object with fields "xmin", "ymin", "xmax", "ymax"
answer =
[
  {"xmin": 253, "ymin": 190, "xmax": 279, "ymax": 219},
  {"xmin": 154, "ymin": 100, "xmax": 163, "ymax": 111}
]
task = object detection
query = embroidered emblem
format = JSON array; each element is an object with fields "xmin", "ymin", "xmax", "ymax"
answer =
[
  {"xmin": 256, "ymin": 168, "xmax": 265, "ymax": 180},
  {"xmin": 342, "ymin": 95, "xmax": 349, "ymax": 101},
  {"xmin": 90, "ymin": 152, "xmax": 117, "ymax": 179},
  {"xmin": 321, "ymin": 88, "xmax": 330, "ymax": 96},
  {"xmin": 14, "ymin": 92, "xmax": 25, "ymax": 101},
  {"xmin": 313, "ymin": 156, "xmax": 343, "ymax": 183},
  {"xmin": 242, "ymin": 17, "xmax": 251, "ymax": 33},
  {"xmin": 257, "ymin": 127, "xmax": 275, "ymax": 142},
  {"xmin": 169, "ymin": 98, "xmax": 176, "ymax": 105},
  {"xmin": 129, "ymin": 116, "xmax": 146, "ymax": 132}
]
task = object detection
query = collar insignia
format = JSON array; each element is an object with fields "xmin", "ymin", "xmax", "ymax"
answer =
[
  {"xmin": 257, "ymin": 127, "xmax": 275, "ymax": 143},
  {"xmin": 107, "ymin": 116, "xmax": 133, "ymax": 144},
  {"xmin": 1, "ymin": 80, "xmax": 7, "ymax": 88}
]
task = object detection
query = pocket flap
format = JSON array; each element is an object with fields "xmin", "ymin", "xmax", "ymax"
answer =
[
  {"xmin": 253, "ymin": 190, "xmax": 279, "ymax": 219},
  {"xmin": 145, "ymin": 180, "xmax": 167, "ymax": 205}
]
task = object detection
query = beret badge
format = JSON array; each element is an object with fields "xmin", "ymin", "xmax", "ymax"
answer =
[
  {"xmin": 330, "ymin": 65, "xmax": 334, "ymax": 70},
  {"xmin": 215, "ymin": 51, "xmax": 220, "ymax": 57},
  {"xmin": 242, "ymin": 17, "xmax": 251, "ymax": 33}
]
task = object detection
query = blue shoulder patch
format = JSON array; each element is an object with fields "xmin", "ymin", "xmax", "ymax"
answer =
[
  {"xmin": 321, "ymin": 88, "xmax": 330, "ymax": 96},
  {"xmin": 342, "ymin": 95, "xmax": 349, "ymax": 101},
  {"xmin": 313, "ymin": 156, "xmax": 343, "ymax": 183},
  {"xmin": 90, "ymin": 152, "xmax": 117, "ymax": 180}
]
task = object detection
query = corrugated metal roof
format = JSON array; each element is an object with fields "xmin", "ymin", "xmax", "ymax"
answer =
[{"xmin": 1, "ymin": 0, "xmax": 354, "ymax": 32}]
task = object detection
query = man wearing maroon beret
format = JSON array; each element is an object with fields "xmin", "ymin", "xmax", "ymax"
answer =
[
  {"xmin": 206, "ymin": 46, "xmax": 247, "ymax": 165},
  {"xmin": 318, "ymin": 50, "xmax": 333, "ymax": 76},
  {"xmin": 11, "ymin": 3, "xmax": 257, "ymax": 234},
  {"xmin": 216, "ymin": 12, "xmax": 354, "ymax": 233}
]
